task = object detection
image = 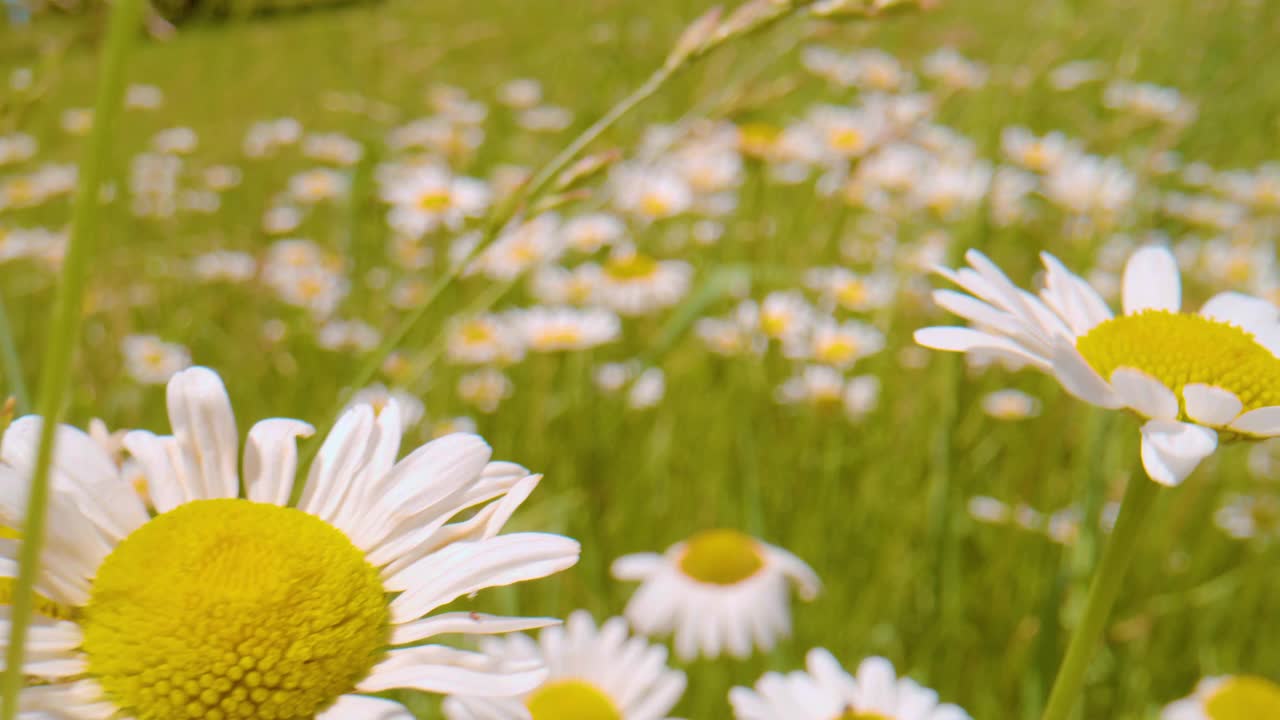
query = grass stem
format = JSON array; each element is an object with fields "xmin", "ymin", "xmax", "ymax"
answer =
[{"xmin": 0, "ymin": 0, "xmax": 145, "ymax": 714}]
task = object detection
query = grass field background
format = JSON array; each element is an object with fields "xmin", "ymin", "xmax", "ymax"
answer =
[{"xmin": 3, "ymin": 0, "xmax": 1280, "ymax": 717}]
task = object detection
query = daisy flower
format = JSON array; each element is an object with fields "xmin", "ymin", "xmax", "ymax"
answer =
[
  {"xmin": 916, "ymin": 244, "xmax": 1280, "ymax": 486},
  {"xmin": 446, "ymin": 314, "xmax": 527, "ymax": 366},
  {"xmin": 980, "ymin": 389, "xmax": 1042, "ymax": 420},
  {"xmin": 121, "ymin": 334, "xmax": 192, "ymax": 385},
  {"xmin": 784, "ymin": 319, "xmax": 886, "ymax": 370},
  {"xmin": 563, "ymin": 213, "xmax": 626, "ymax": 254},
  {"xmin": 1163, "ymin": 676, "xmax": 1280, "ymax": 719},
  {"xmin": 0, "ymin": 367, "xmax": 580, "ymax": 718},
  {"xmin": 508, "ymin": 306, "xmax": 621, "ymax": 353},
  {"xmin": 611, "ymin": 529, "xmax": 820, "ymax": 661},
  {"xmin": 759, "ymin": 291, "xmax": 814, "ymax": 343},
  {"xmin": 592, "ymin": 249, "xmax": 693, "ymax": 316},
  {"xmin": 383, "ymin": 164, "xmax": 491, "ymax": 237},
  {"xmin": 610, "ymin": 165, "xmax": 693, "ymax": 221},
  {"xmin": 443, "ymin": 610, "xmax": 686, "ymax": 720},
  {"xmin": 289, "ymin": 168, "xmax": 349, "ymax": 204},
  {"xmin": 730, "ymin": 650, "xmax": 971, "ymax": 720}
]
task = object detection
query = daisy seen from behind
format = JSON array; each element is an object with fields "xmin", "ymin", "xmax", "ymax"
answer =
[
  {"xmin": 611, "ymin": 529, "xmax": 819, "ymax": 661},
  {"xmin": 729, "ymin": 649, "xmax": 971, "ymax": 720},
  {"xmin": 915, "ymin": 244, "xmax": 1280, "ymax": 486},
  {"xmin": 1, "ymin": 366, "xmax": 580, "ymax": 719},
  {"xmin": 443, "ymin": 610, "xmax": 686, "ymax": 720}
]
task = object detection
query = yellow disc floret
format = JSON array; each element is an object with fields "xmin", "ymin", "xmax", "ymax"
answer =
[
  {"xmin": 678, "ymin": 529, "xmax": 764, "ymax": 585},
  {"xmin": 1206, "ymin": 676, "xmax": 1280, "ymax": 720},
  {"xmin": 526, "ymin": 679, "xmax": 621, "ymax": 720},
  {"xmin": 1076, "ymin": 310, "xmax": 1280, "ymax": 412},
  {"xmin": 604, "ymin": 254, "xmax": 659, "ymax": 281},
  {"xmin": 81, "ymin": 499, "xmax": 389, "ymax": 720},
  {"xmin": 838, "ymin": 711, "xmax": 891, "ymax": 720}
]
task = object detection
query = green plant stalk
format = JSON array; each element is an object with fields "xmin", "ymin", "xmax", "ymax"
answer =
[
  {"xmin": 0, "ymin": 0, "xmax": 145, "ymax": 714},
  {"xmin": 304, "ymin": 3, "xmax": 817, "ymax": 468},
  {"xmin": 1039, "ymin": 474, "xmax": 1159, "ymax": 720},
  {"xmin": 0, "ymin": 298, "xmax": 29, "ymax": 414}
]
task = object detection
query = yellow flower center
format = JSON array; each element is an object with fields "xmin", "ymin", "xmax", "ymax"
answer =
[
  {"xmin": 828, "ymin": 128, "xmax": 865, "ymax": 154},
  {"xmin": 526, "ymin": 679, "xmax": 621, "ymax": 720},
  {"xmin": 604, "ymin": 254, "xmax": 659, "ymax": 281},
  {"xmin": 816, "ymin": 337, "xmax": 859, "ymax": 365},
  {"xmin": 761, "ymin": 313, "xmax": 791, "ymax": 339},
  {"xmin": 416, "ymin": 189, "xmax": 453, "ymax": 212},
  {"xmin": 460, "ymin": 321, "xmax": 495, "ymax": 345},
  {"xmin": 1206, "ymin": 676, "xmax": 1280, "ymax": 720},
  {"xmin": 639, "ymin": 193, "xmax": 672, "ymax": 218},
  {"xmin": 1023, "ymin": 144, "xmax": 1050, "ymax": 172},
  {"xmin": 678, "ymin": 529, "xmax": 764, "ymax": 585},
  {"xmin": 1075, "ymin": 310, "xmax": 1280, "ymax": 413},
  {"xmin": 81, "ymin": 499, "xmax": 389, "ymax": 720},
  {"xmin": 533, "ymin": 327, "xmax": 583, "ymax": 349},
  {"xmin": 836, "ymin": 281, "xmax": 868, "ymax": 309},
  {"xmin": 838, "ymin": 711, "xmax": 891, "ymax": 720},
  {"xmin": 738, "ymin": 123, "xmax": 779, "ymax": 158}
]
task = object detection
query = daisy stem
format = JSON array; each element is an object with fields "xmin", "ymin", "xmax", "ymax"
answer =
[
  {"xmin": 1039, "ymin": 474, "xmax": 1158, "ymax": 720},
  {"xmin": 0, "ymin": 0, "xmax": 144, "ymax": 714}
]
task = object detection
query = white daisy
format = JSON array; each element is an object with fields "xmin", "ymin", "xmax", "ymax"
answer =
[
  {"xmin": 591, "ymin": 249, "xmax": 693, "ymax": 316},
  {"xmin": 916, "ymin": 244, "xmax": 1280, "ymax": 486},
  {"xmin": 443, "ymin": 610, "xmax": 686, "ymax": 720},
  {"xmin": 383, "ymin": 164, "xmax": 491, "ymax": 237},
  {"xmin": 611, "ymin": 529, "xmax": 820, "ymax": 661},
  {"xmin": 784, "ymin": 319, "xmax": 885, "ymax": 370},
  {"xmin": 980, "ymin": 389, "xmax": 1041, "ymax": 420},
  {"xmin": 730, "ymin": 649, "xmax": 971, "ymax": 720},
  {"xmin": 507, "ymin": 306, "xmax": 621, "ymax": 353},
  {"xmin": 121, "ymin": 334, "xmax": 192, "ymax": 385},
  {"xmin": 0, "ymin": 367, "xmax": 580, "ymax": 718},
  {"xmin": 446, "ymin": 314, "xmax": 527, "ymax": 366},
  {"xmin": 1163, "ymin": 676, "xmax": 1280, "ymax": 720}
]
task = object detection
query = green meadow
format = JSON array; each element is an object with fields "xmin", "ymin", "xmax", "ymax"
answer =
[{"xmin": 2, "ymin": 0, "xmax": 1280, "ymax": 717}]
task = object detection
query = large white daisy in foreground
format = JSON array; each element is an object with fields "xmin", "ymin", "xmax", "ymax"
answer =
[
  {"xmin": 729, "ymin": 649, "xmax": 971, "ymax": 720},
  {"xmin": 443, "ymin": 610, "xmax": 686, "ymax": 720},
  {"xmin": 0, "ymin": 366, "xmax": 580, "ymax": 719},
  {"xmin": 1163, "ymin": 675, "xmax": 1280, "ymax": 720},
  {"xmin": 915, "ymin": 244, "xmax": 1280, "ymax": 486},
  {"xmin": 611, "ymin": 529, "xmax": 820, "ymax": 661}
]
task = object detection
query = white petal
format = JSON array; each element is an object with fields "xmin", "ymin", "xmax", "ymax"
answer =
[
  {"xmin": 1200, "ymin": 291, "xmax": 1279, "ymax": 331},
  {"xmin": 317, "ymin": 695, "xmax": 414, "ymax": 720},
  {"xmin": 166, "ymin": 367, "xmax": 240, "ymax": 500},
  {"xmin": 122, "ymin": 431, "xmax": 187, "ymax": 513},
  {"xmin": 1122, "ymin": 245, "xmax": 1181, "ymax": 314},
  {"xmin": 243, "ymin": 419, "xmax": 315, "ymax": 506},
  {"xmin": 391, "ymin": 613, "xmax": 559, "ymax": 646},
  {"xmin": 913, "ymin": 327, "xmax": 1049, "ymax": 368},
  {"xmin": 1182, "ymin": 384, "xmax": 1243, "ymax": 427},
  {"xmin": 1200, "ymin": 291, "xmax": 1280, "ymax": 356},
  {"xmin": 1048, "ymin": 340, "xmax": 1122, "ymax": 408},
  {"xmin": 356, "ymin": 646, "xmax": 547, "ymax": 696},
  {"xmin": 1139, "ymin": 420, "xmax": 1217, "ymax": 486},
  {"xmin": 387, "ymin": 533, "xmax": 580, "ymax": 622},
  {"xmin": 610, "ymin": 553, "xmax": 664, "ymax": 581},
  {"xmin": 1039, "ymin": 252, "xmax": 1113, "ymax": 335},
  {"xmin": 1110, "ymin": 368, "xmax": 1178, "ymax": 420},
  {"xmin": 1230, "ymin": 406, "xmax": 1280, "ymax": 437},
  {"xmin": 1, "ymin": 417, "xmax": 147, "ymax": 540},
  {"xmin": 299, "ymin": 405, "xmax": 376, "ymax": 524}
]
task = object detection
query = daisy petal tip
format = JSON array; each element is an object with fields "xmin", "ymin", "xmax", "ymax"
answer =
[{"xmin": 1139, "ymin": 420, "xmax": 1217, "ymax": 487}]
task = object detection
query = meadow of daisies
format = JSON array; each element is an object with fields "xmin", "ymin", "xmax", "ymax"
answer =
[{"xmin": 2, "ymin": 0, "xmax": 1280, "ymax": 718}]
